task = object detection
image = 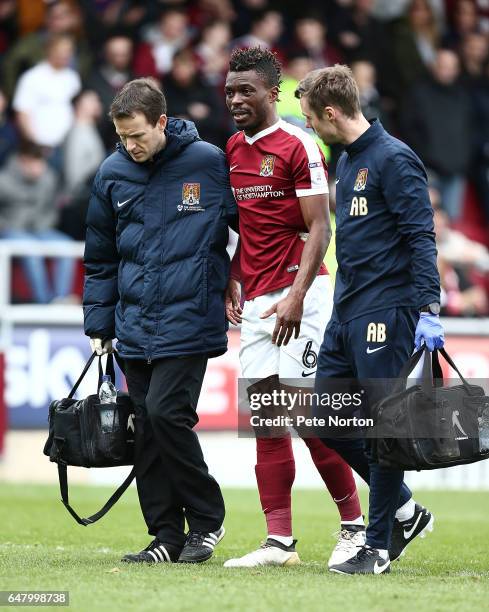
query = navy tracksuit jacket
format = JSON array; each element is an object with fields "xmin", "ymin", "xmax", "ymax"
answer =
[{"xmin": 315, "ymin": 120, "xmax": 441, "ymax": 550}]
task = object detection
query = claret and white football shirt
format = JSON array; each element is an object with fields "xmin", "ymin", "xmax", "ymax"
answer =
[{"xmin": 226, "ymin": 119, "xmax": 329, "ymax": 300}]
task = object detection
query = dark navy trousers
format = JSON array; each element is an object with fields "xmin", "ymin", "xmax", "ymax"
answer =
[{"xmin": 314, "ymin": 307, "xmax": 419, "ymax": 549}]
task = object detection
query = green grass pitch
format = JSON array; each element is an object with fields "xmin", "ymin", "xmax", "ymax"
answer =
[{"xmin": 0, "ymin": 484, "xmax": 488, "ymax": 612}]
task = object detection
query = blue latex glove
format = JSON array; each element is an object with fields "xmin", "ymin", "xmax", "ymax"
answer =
[{"xmin": 414, "ymin": 313, "xmax": 445, "ymax": 352}]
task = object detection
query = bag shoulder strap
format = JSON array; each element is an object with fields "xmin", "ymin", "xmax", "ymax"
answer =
[{"xmin": 57, "ymin": 463, "xmax": 135, "ymax": 526}]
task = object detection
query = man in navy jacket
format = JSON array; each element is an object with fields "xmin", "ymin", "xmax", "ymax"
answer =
[
  {"xmin": 83, "ymin": 78, "xmax": 237, "ymax": 564},
  {"xmin": 297, "ymin": 66, "xmax": 445, "ymax": 575}
]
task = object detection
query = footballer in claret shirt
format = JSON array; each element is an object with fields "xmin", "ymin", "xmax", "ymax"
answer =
[
  {"xmin": 226, "ymin": 117, "xmax": 330, "ymax": 300},
  {"xmin": 222, "ymin": 47, "xmax": 366, "ymax": 570}
]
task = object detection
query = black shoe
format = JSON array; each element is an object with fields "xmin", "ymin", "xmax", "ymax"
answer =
[
  {"xmin": 121, "ymin": 539, "xmax": 182, "ymax": 563},
  {"xmin": 178, "ymin": 526, "xmax": 225, "ymax": 563},
  {"xmin": 389, "ymin": 503, "xmax": 434, "ymax": 562},
  {"xmin": 329, "ymin": 545, "xmax": 390, "ymax": 575}
]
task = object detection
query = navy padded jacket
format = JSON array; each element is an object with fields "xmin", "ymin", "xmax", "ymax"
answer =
[{"xmin": 83, "ymin": 118, "xmax": 237, "ymax": 361}]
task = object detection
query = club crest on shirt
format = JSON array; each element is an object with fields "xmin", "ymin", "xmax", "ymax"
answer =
[
  {"xmin": 353, "ymin": 168, "xmax": 368, "ymax": 191},
  {"xmin": 178, "ymin": 182, "xmax": 204, "ymax": 212},
  {"xmin": 259, "ymin": 155, "xmax": 276, "ymax": 177}
]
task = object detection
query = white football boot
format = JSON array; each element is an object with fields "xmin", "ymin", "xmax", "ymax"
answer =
[
  {"xmin": 224, "ymin": 538, "xmax": 300, "ymax": 568},
  {"xmin": 328, "ymin": 524, "xmax": 366, "ymax": 568}
]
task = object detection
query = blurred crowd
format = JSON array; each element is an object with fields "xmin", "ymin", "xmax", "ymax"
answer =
[{"xmin": 0, "ymin": 0, "xmax": 488, "ymax": 314}]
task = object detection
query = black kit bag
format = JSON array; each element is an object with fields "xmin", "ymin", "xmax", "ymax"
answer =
[
  {"xmin": 371, "ymin": 347, "xmax": 489, "ymax": 471},
  {"xmin": 43, "ymin": 351, "xmax": 136, "ymax": 525}
]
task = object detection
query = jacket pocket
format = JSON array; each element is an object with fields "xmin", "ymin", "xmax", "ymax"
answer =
[{"xmin": 201, "ymin": 256, "xmax": 208, "ymax": 313}]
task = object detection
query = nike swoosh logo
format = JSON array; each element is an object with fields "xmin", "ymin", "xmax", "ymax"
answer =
[
  {"xmin": 117, "ymin": 198, "xmax": 132, "ymax": 208},
  {"xmin": 366, "ymin": 345, "xmax": 387, "ymax": 355},
  {"xmin": 333, "ymin": 493, "xmax": 352, "ymax": 503},
  {"xmin": 230, "ymin": 164, "xmax": 239, "ymax": 172},
  {"xmin": 403, "ymin": 512, "xmax": 423, "ymax": 539},
  {"xmin": 301, "ymin": 370, "xmax": 316, "ymax": 377},
  {"xmin": 374, "ymin": 560, "xmax": 389, "ymax": 574}
]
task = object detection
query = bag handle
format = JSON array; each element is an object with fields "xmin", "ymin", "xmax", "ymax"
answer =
[
  {"xmin": 57, "ymin": 462, "xmax": 135, "ymax": 526},
  {"xmin": 398, "ymin": 346, "xmax": 472, "ymax": 397},
  {"xmin": 69, "ymin": 351, "xmax": 127, "ymax": 400},
  {"xmin": 435, "ymin": 347, "xmax": 473, "ymax": 392},
  {"xmin": 68, "ymin": 352, "xmax": 97, "ymax": 399},
  {"xmin": 396, "ymin": 347, "xmax": 443, "ymax": 394},
  {"xmin": 420, "ymin": 346, "xmax": 438, "ymax": 395},
  {"xmin": 97, "ymin": 354, "xmax": 116, "ymax": 393},
  {"xmin": 397, "ymin": 347, "xmax": 425, "ymax": 381}
]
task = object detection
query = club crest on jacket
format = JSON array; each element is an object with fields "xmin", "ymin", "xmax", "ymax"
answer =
[
  {"xmin": 179, "ymin": 182, "xmax": 203, "ymax": 212},
  {"xmin": 353, "ymin": 168, "xmax": 368, "ymax": 191}
]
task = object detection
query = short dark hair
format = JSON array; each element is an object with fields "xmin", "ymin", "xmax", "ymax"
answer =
[
  {"xmin": 229, "ymin": 46, "xmax": 282, "ymax": 89},
  {"xmin": 295, "ymin": 65, "xmax": 361, "ymax": 118},
  {"xmin": 109, "ymin": 77, "xmax": 167, "ymax": 125},
  {"xmin": 18, "ymin": 139, "xmax": 44, "ymax": 159}
]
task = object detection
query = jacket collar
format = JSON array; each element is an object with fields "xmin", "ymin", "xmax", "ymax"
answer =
[
  {"xmin": 116, "ymin": 117, "xmax": 199, "ymax": 165},
  {"xmin": 345, "ymin": 119, "xmax": 383, "ymax": 157}
]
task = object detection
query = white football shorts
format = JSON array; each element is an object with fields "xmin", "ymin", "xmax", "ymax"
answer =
[{"xmin": 239, "ymin": 275, "xmax": 333, "ymax": 381}]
